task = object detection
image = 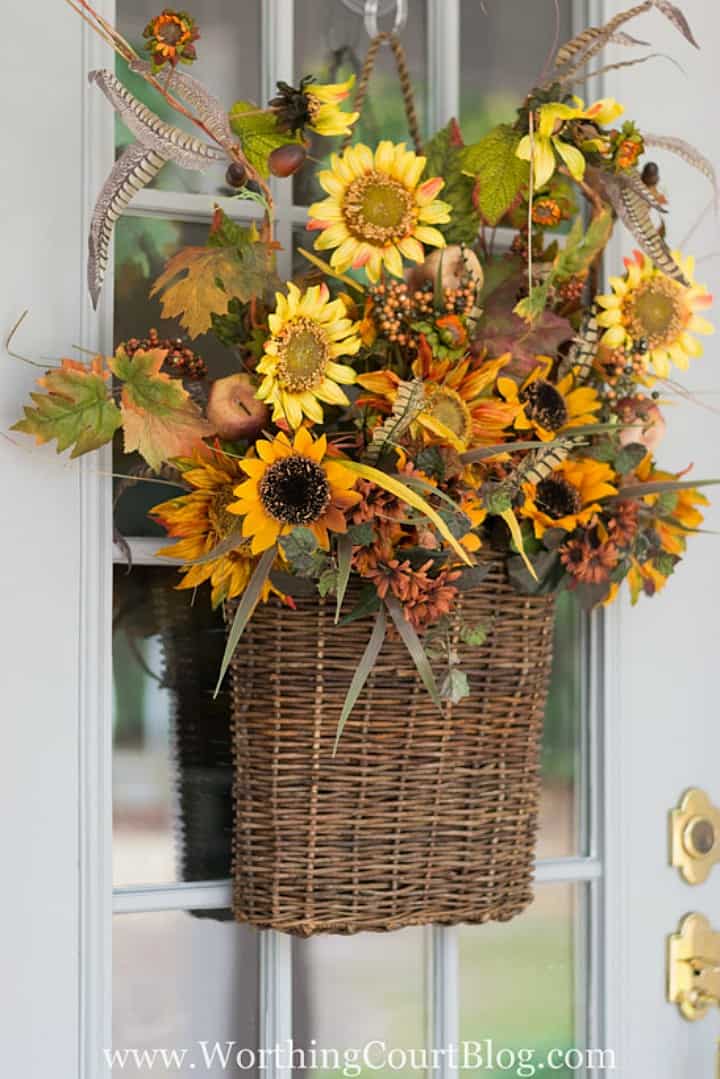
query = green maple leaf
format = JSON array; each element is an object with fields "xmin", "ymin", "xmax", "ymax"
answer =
[
  {"xmin": 12, "ymin": 357, "xmax": 121, "ymax": 457},
  {"xmin": 228, "ymin": 101, "xmax": 303, "ymax": 178},
  {"xmin": 109, "ymin": 347, "xmax": 213, "ymax": 471},
  {"xmin": 460, "ymin": 124, "xmax": 530, "ymax": 227},
  {"xmin": 423, "ymin": 119, "xmax": 479, "ymax": 245}
]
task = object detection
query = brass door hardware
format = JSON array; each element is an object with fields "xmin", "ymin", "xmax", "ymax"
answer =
[
  {"xmin": 668, "ymin": 914, "xmax": 720, "ymax": 1021},
  {"xmin": 670, "ymin": 789, "xmax": 720, "ymax": 884}
]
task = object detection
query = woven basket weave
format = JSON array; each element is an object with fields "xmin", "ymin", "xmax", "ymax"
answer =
[{"xmin": 228, "ymin": 555, "xmax": 555, "ymax": 936}]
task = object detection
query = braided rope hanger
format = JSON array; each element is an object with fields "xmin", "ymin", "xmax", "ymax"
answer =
[{"xmin": 342, "ymin": 31, "xmax": 423, "ymax": 155}]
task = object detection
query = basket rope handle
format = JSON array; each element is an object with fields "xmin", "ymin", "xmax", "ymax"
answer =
[{"xmin": 342, "ymin": 32, "xmax": 423, "ymax": 155}]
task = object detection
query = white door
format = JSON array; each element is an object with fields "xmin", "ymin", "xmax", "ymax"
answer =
[{"xmin": 2, "ymin": 2, "xmax": 720, "ymax": 1077}]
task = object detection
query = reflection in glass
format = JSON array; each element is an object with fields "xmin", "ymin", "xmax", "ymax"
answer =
[
  {"xmin": 539, "ymin": 593, "xmax": 584, "ymax": 859},
  {"xmin": 113, "ymin": 214, "xmax": 245, "ymax": 536},
  {"xmin": 460, "ymin": 1, "xmax": 574, "ymax": 143},
  {"xmin": 113, "ymin": 911, "xmax": 259, "ymax": 1077},
  {"xmin": 113, "ymin": 566, "xmax": 233, "ymax": 888},
  {"xmin": 292, "ymin": 927, "xmax": 427, "ymax": 1078},
  {"xmin": 459, "ymin": 884, "xmax": 583, "ymax": 1078},
  {"xmin": 115, "ymin": 0, "xmax": 262, "ymax": 195},
  {"xmin": 292, "ymin": 0, "xmax": 428, "ymax": 207}
]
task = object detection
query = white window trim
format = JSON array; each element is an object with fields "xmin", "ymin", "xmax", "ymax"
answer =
[{"xmin": 80, "ymin": 3, "xmax": 621, "ymax": 1078}]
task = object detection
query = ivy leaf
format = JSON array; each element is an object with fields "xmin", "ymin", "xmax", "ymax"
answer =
[
  {"xmin": 460, "ymin": 124, "xmax": 530, "ymax": 227},
  {"xmin": 228, "ymin": 101, "xmax": 303, "ymax": 178},
  {"xmin": 150, "ymin": 218, "xmax": 277, "ymax": 338},
  {"xmin": 12, "ymin": 356, "xmax": 121, "ymax": 457},
  {"xmin": 440, "ymin": 667, "xmax": 470, "ymax": 704},
  {"xmin": 423, "ymin": 119, "xmax": 480, "ymax": 244},
  {"xmin": 109, "ymin": 347, "xmax": 213, "ymax": 471}
]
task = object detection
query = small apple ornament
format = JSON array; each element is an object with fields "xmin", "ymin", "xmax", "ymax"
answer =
[{"xmin": 206, "ymin": 374, "xmax": 269, "ymax": 440}]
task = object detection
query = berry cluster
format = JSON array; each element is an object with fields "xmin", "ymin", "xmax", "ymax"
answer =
[
  {"xmin": 121, "ymin": 328, "xmax": 207, "ymax": 379},
  {"xmin": 368, "ymin": 277, "xmax": 476, "ymax": 350}
]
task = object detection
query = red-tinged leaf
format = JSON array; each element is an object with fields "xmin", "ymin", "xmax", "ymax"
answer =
[
  {"xmin": 475, "ymin": 276, "xmax": 573, "ymax": 378},
  {"xmin": 12, "ymin": 356, "xmax": 121, "ymax": 457},
  {"xmin": 109, "ymin": 347, "xmax": 213, "ymax": 471}
]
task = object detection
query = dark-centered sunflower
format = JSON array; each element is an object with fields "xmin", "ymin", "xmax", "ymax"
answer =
[{"xmin": 228, "ymin": 427, "xmax": 362, "ymax": 553}]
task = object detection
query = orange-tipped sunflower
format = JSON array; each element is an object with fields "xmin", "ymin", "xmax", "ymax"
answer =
[
  {"xmin": 499, "ymin": 357, "xmax": 601, "ymax": 441},
  {"xmin": 149, "ymin": 451, "xmax": 283, "ymax": 608},
  {"xmin": 596, "ymin": 249, "xmax": 714, "ymax": 378},
  {"xmin": 357, "ymin": 341, "xmax": 520, "ymax": 451},
  {"xmin": 228, "ymin": 426, "xmax": 362, "ymax": 554},
  {"xmin": 520, "ymin": 458, "xmax": 617, "ymax": 537},
  {"xmin": 307, "ymin": 141, "xmax": 451, "ymax": 282},
  {"xmin": 256, "ymin": 282, "xmax": 361, "ymax": 428}
]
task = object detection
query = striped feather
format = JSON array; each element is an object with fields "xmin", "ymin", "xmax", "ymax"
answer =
[
  {"xmin": 552, "ymin": 3, "xmax": 652, "ymax": 77},
  {"xmin": 557, "ymin": 306, "xmax": 602, "ymax": 384},
  {"xmin": 88, "ymin": 143, "xmax": 166, "ymax": 309},
  {"xmin": 129, "ymin": 59, "xmax": 235, "ymax": 150},
  {"xmin": 616, "ymin": 185, "xmax": 690, "ymax": 284},
  {"xmin": 365, "ymin": 379, "xmax": 426, "ymax": 464},
  {"xmin": 516, "ymin": 441, "xmax": 576, "ymax": 488},
  {"xmin": 89, "ymin": 69, "xmax": 226, "ymax": 170}
]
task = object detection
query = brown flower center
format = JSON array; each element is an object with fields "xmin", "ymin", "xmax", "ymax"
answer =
[
  {"xmin": 208, "ymin": 485, "xmax": 242, "ymax": 539},
  {"xmin": 520, "ymin": 379, "xmax": 569, "ymax": 432},
  {"xmin": 343, "ymin": 172, "xmax": 415, "ymax": 244},
  {"xmin": 625, "ymin": 278, "xmax": 686, "ymax": 347},
  {"xmin": 276, "ymin": 317, "xmax": 330, "ymax": 392},
  {"xmin": 259, "ymin": 455, "xmax": 331, "ymax": 526},
  {"xmin": 535, "ymin": 475, "xmax": 582, "ymax": 520},
  {"xmin": 424, "ymin": 386, "xmax": 473, "ymax": 443}
]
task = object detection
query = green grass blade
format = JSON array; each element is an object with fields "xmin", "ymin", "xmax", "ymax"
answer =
[
  {"xmin": 384, "ymin": 593, "xmax": 443, "ymax": 715},
  {"xmin": 335, "ymin": 532, "xmax": 353, "ymax": 624},
  {"xmin": 333, "ymin": 606, "xmax": 387, "ymax": 755},
  {"xmin": 213, "ymin": 545, "xmax": 276, "ymax": 697}
]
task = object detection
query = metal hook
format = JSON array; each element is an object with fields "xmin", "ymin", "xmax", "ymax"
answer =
[{"xmin": 364, "ymin": 0, "xmax": 408, "ymax": 39}]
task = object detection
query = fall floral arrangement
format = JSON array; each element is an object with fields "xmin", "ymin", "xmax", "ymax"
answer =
[{"xmin": 12, "ymin": 0, "xmax": 717, "ymax": 722}]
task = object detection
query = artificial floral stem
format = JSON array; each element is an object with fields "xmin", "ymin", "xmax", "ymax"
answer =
[{"xmin": 526, "ymin": 110, "xmax": 535, "ymax": 301}]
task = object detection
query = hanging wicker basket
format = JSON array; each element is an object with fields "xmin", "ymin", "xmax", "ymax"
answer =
[{"xmin": 227, "ymin": 554, "xmax": 555, "ymax": 936}]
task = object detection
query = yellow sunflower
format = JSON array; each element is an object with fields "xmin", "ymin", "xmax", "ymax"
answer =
[
  {"xmin": 596, "ymin": 249, "xmax": 714, "ymax": 378},
  {"xmin": 149, "ymin": 451, "xmax": 283, "ymax": 608},
  {"xmin": 498, "ymin": 356, "xmax": 601, "ymax": 441},
  {"xmin": 256, "ymin": 282, "xmax": 361, "ymax": 429},
  {"xmin": 304, "ymin": 75, "xmax": 359, "ymax": 137},
  {"xmin": 520, "ymin": 458, "xmax": 617, "ymax": 538},
  {"xmin": 634, "ymin": 455, "xmax": 708, "ymax": 556},
  {"xmin": 228, "ymin": 426, "xmax": 362, "ymax": 554},
  {"xmin": 357, "ymin": 342, "xmax": 520, "ymax": 451},
  {"xmin": 307, "ymin": 141, "xmax": 451, "ymax": 282}
]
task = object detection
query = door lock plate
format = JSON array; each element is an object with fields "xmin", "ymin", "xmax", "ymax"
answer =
[
  {"xmin": 670, "ymin": 789, "xmax": 720, "ymax": 884},
  {"xmin": 668, "ymin": 913, "xmax": 720, "ymax": 1021}
]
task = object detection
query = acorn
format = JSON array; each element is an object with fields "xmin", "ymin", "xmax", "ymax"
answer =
[
  {"xmin": 225, "ymin": 161, "xmax": 248, "ymax": 189},
  {"xmin": 206, "ymin": 374, "xmax": 270, "ymax": 440},
  {"xmin": 268, "ymin": 143, "xmax": 307, "ymax": 177}
]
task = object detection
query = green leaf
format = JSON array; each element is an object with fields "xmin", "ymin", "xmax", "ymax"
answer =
[
  {"xmin": 338, "ymin": 583, "xmax": 381, "ymax": 625},
  {"xmin": 333, "ymin": 607, "xmax": 387, "ymax": 755},
  {"xmin": 12, "ymin": 358, "xmax": 121, "ymax": 458},
  {"xmin": 614, "ymin": 442, "xmax": 647, "ymax": 475},
  {"xmin": 440, "ymin": 667, "xmax": 470, "ymax": 704},
  {"xmin": 228, "ymin": 101, "xmax": 303, "ymax": 178},
  {"xmin": 213, "ymin": 545, "xmax": 276, "ymax": 696},
  {"xmin": 455, "ymin": 564, "xmax": 492, "ymax": 592},
  {"xmin": 347, "ymin": 521, "xmax": 375, "ymax": 546},
  {"xmin": 384, "ymin": 593, "xmax": 443, "ymax": 714},
  {"xmin": 423, "ymin": 119, "xmax": 480, "ymax": 244},
  {"xmin": 334, "ymin": 533, "xmax": 353, "ymax": 624},
  {"xmin": 460, "ymin": 623, "xmax": 489, "ymax": 647},
  {"xmin": 318, "ymin": 567, "xmax": 338, "ymax": 597},
  {"xmin": 279, "ymin": 527, "xmax": 329, "ymax": 576},
  {"xmin": 460, "ymin": 124, "xmax": 530, "ymax": 227},
  {"xmin": 268, "ymin": 570, "xmax": 316, "ymax": 596}
]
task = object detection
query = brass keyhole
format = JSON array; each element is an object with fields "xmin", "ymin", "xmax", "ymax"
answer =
[{"xmin": 685, "ymin": 817, "xmax": 717, "ymax": 858}]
